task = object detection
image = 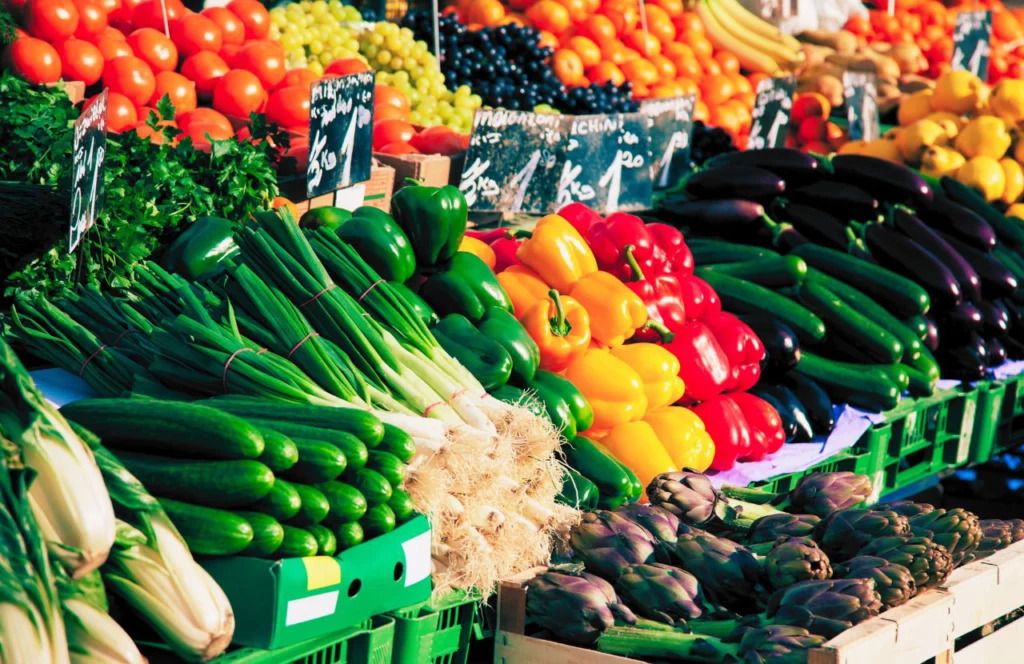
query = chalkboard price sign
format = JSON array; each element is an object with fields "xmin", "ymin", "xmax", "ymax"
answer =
[
  {"xmin": 641, "ymin": 95, "xmax": 696, "ymax": 190},
  {"xmin": 69, "ymin": 90, "xmax": 108, "ymax": 253},
  {"xmin": 307, "ymin": 71, "xmax": 375, "ymax": 198},
  {"xmin": 459, "ymin": 109, "xmax": 563, "ymax": 213},
  {"xmin": 561, "ymin": 113, "xmax": 652, "ymax": 214},
  {"xmin": 952, "ymin": 10, "xmax": 992, "ymax": 80},
  {"xmin": 748, "ymin": 76, "xmax": 796, "ymax": 151},
  {"xmin": 843, "ymin": 70, "xmax": 880, "ymax": 141}
]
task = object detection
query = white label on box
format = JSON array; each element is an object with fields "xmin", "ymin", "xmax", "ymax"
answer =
[
  {"xmin": 334, "ymin": 182, "xmax": 366, "ymax": 211},
  {"xmin": 285, "ymin": 590, "xmax": 339, "ymax": 626},
  {"xmin": 401, "ymin": 531, "xmax": 432, "ymax": 587}
]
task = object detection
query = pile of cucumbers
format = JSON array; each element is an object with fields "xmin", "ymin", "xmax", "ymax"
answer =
[{"xmin": 62, "ymin": 398, "xmax": 415, "ymax": 559}]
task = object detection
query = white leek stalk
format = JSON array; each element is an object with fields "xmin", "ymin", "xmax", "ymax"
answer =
[{"xmin": 64, "ymin": 599, "xmax": 146, "ymax": 664}]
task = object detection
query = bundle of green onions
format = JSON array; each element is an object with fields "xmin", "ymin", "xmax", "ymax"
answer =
[{"xmin": 53, "ymin": 565, "xmax": 146, "ymax": 664}]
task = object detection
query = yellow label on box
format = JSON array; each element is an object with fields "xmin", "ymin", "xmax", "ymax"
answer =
[{"xmin": 302, "ymin": 556, "xmax": 341, "ymax": 591}]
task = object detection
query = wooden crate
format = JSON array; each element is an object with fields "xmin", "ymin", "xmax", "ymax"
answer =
[{"xmin": 493, "ymin": 540, "xmax": 1024, "ymax": 664}]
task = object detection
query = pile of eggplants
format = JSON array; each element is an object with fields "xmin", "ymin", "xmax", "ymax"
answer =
[{"xmin": 659, "ymin": 148, "xmax": 1024, "ymax": 385}]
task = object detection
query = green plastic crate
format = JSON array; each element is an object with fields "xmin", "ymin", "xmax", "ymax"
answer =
[
  {"xmin": 390, "ymin": 590, "xmax": 479, "ymax": 664},
  {"xmin": 968, "ymin": 380, "xmax": 1008, "ymax": 465},
  {"xmin": 993, "ymin": 373, "xmax": 1024, "ymax": 455}
]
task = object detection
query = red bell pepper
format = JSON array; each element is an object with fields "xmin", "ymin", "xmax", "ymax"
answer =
[
  {"xmin": 725, "ymin": 392, "xmax": 785, "ymax": 461},
  {"xmin": 489, "ymin": 230, "xmax": 531, "ymax": 273},
  {"xmin": 691, "ymin": 396, "xmax": 752, "ymax": 471},
  {"xmin": 647, "ymin": 223, "xmax": 694, "ymax": 275},
  {"xmin": 465, "ymin": 227, "xmax": 512, "ymax": 243},
  {"xmin": 557, "ymin": 202, "xmax": 604, "ymax": 236},
  {"xmin": 659, "ymin": 320, "xmax": 732, "ymax": 403},
  {"xmin": 586, "ymin": 212, "xmax": 666, "ymax": 281},
  {"xmin": 677, "ymin": 275, "xmax": 721, "ymax": 320},
  {"xmin": 624, "ymin": 245, "xmax": 687, "ymax": 342},
  {"xmin": 701, "ymin": 312, "xmax": 765, "ymax": 393}
]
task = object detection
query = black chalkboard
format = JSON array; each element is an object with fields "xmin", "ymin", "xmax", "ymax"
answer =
[
  {"xmin": 69, "ymin": 90, "xmax": 107, "ymax": 253},
  {"xmin": 641, "ymin": 95, "xmax": 696, "ymax": 190},
  {"xmin": 458, "ymin": 109, "xmax": 563, "ymax": 213},
  {"xmin": 561, "ymin": 113, "xmax": 652, "ymax": 213},
  {"xmin": 307, "ymin": 71, "xmax": 375, "ymax": 198},
  {"xmin": 843, "ymin": 70, "xmax": 880, "ymax": 141},
  {"xmin": 952, "ymin": 10, "xmax": 992, "ymax": 81},
  {"xmin": 748, "ymin": 76, "xmax": 796, "ymax": 150}
]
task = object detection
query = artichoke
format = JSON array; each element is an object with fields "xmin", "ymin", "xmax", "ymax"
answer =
[
  {"xmin": 614, "ymin": 503, "xmax": 684, "ymax": 562},
  {"xmin": 857, "ymin": 535, "xmax": 953, "ymax": 590},
  {"xmin": 872, "ymin": 500, "xmax": 936, "ymax": 519},
  {"xmin": 723, "ymin": 472, "xmax": 873, "ymax": 518},
  {"xmin": 615, "ymin": 563, "xmax": 710, "ymax": 624},
  {"xmin": 748, "ymin": 513, "xmax": 821, "ymax": 545},
  {"xmin": 671, "ymin": 530, "xmax": 764, "ymax": 608},
  {"xmin": 908, "ymin": 508, "xmax": 981, "ymax": 567},
  {"xmin": 834, "ymin": 555, "xmax": 916, "ymax": 609},
  {"xmin": 570, "ymin": 511, "xmax": 656, "ymax": 579},
  {"xmin": 763, "ymin": 537, "xmax": 832, "ymax": 591},
  {"xmin": 766, "ymin": 578, "xmax": 883, "ymax": 639},
  {"xmin": 525, "ymin": 570, "xmax": 637, "ymax": 645},
  {"xmin": 970, "ymin": 519, "xmax": 1021, "ymax": 562},
  {"xmin": 1007, "ymin": 519, "xmax": 1024, "ymax": 543},
  {"xmin": 726, "ymin": 625, "xmax": 827, "ymax": 664},
  {"xmin": 647, "ymin": 471, "xmax": 723, "ymax": 526},
  {"xmin": 813, "ymin": 508, "xmax": 911, "ymax": 562}
]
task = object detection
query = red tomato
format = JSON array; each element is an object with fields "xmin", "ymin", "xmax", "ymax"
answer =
[
  {"xmin": 372, "ymin": 119, "xmax": 416, "ymax": 151},
  {"xmin": 177, "ymin": 106, "xmax": 233, "ymax": 134},
  {"xmin": 200, "ymin": 6, "xmax": 244, "ymax": 47},
  {"xmin": 212, "ymin": 68, "xmax": 266, "ymax": 118},
  {"xmin": 409, "ymin": 125, "xmax": 467, "ymax": 156},
  {"xmin": 226, "ymin": 0, "xmax": 268, "ymax": 39},
  {"xmin": 2, "ymin": 37, "xmax": 61, "ymax": 83},
  {"xmin": 378, "ymin": 141, "xmax": 420, "ymax": 155},
  {"xmin": 90, "ymin": 91, "xmax": 137, "ymax": 132},
  {"xmin": 283, "ymin": 142, "xmax": 309, "ymax": 172},
  {"xmin": 92, "ymin": 31, "xmax": 132, "ymax": 60},
  {"xmin": 171, "ymin": 13, "xmax": 222, "ymax": 57},
  {"xmin": 264, "ymin": 85, "xmax": 310, "ymax": 128},
  {"xmin": 57, "ymin": 37, "xmax": 104, "ymax": 85},
  {"xmin": 232, "ymin": 40, "xmax": 285, "ymax": 90},
  {"xmin": 278, "ymin": 67, "xmax": 318, "ymax": 91},
  {"xmin": 151, "ymin": 70, "xmax": 196, "ymax": 112},
  {"xmin": 324, "ymin": 57, "xmax": 371, "ymax": 76},
  {"xmin": 102, "ymin": 55, "xmax": 155, "ymax": 106},
  {"xmin": 96, "ymin": 0, "xmax": 119, "ymax": 18},
  {"xmin": 105, "ymin": 0, "xmax": 133, "ymax": 27},
  {"xmin": 132, "ymin": 122, "xmax": 166, "ymax": 144},
  {"xmin": 186, "ymin": 120, "xmax": 234, "ymax": 142},
  {"xmin": 73, "ymin": 0, "xmax": 107, "ymax": 38},
  {"xmin": 130, "ymin": 0, "xmax": 184, "ymax": 32},
  {"xmin": 127, "ymin": 27, "xmax": 177, "ymax": 73},
  {"xmin": 97, "ymin": 25, "xmax": 124, "ymax": 39},
  {"xmin": 23, "ymin": 0, "xmax": 79, "ymax": 42},
  {"xmin": 179, "ymin": 50, "xmax": 229, "ymax": 99}
]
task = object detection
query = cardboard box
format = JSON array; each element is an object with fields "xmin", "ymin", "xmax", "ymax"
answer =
[
  {"xmin": 277, "ymin": 161, "xmax": 393, "ymax": 214},
  {"xmin": 374, "ymin": 152, "xmax": 458, "ymax": 190},
  {"xmin": 50, "ymin": 81, "xmax": 86, "ymax": 105},
  {"xmin": 201, "ymin": 516, "xmax": 432, "ymax": 650},
  {"xmin": 361, "ymin": 160, "xmax": 395, "ymax": 212}
]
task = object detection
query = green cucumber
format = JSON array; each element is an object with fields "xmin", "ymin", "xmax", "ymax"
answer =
[
  {"xmin": 342, "ymin": 468, "xmax": 392, "ymax": 506},
  {"xmin": 378, "ymin": 424, "xmax": 415, "ymax": 463},
  {"xmin": 115, "ymin": 453, "xmax": 274, "ymax": 508},
  {"xmin": 698, "ymin": 271, "xmax": 826, "ymax": 343},
  {"xmin": 559, "ymin": 468, "xmax": 598, "ymax": 509},
  {"xmin": 274, "ymin": 526, "xmax": 318, "ymax": 559},
  {"xmin": 697, "ymin": 256, "xmax": 807, "ymax": 287},
  {"xmin": 902, "ymin": 315, "xmax": 929, "ymax": 341},
  {"xmin": 199, "ymin": 397, "xmax": 384, "ymax": 446},
  {"xmin": 62, "ymin": 399, "xmax": 264, "ymax": 459},
  {"xmin": 256, "ymin": 428, "xmax": 299, "ymax": 472},
  {"xmin": 307, "ymin": 524, "xmax": 337, "ymax": 556},
  {"xmin": 790, "ymin": 244, "xmax": 930, "ymax": 317},
  {"xmin": 490, "ymin": 385, "xmax": 547, "ymax": 418},
  {"xmin": 336, "ymin": 522, "xmax": 364, "ymax": 550},
  {"xmin": 361, "ymin": 504, "xmax": 396, "ymax": 537},
  {"xmin": 879, "ymin": 365, "xmax": 910, "ymax": 393},
  {"xmin": 159, "ymin": 498, "xmax": 253, "ymax": 556},
  {"xmin": 911, "ymin": 346, "xmax": 941, "ymax": 382},
  {"xmin": 281, "ymin": 438, "xmax": 347, "ymax": 483},
  {"xmin": 590, "ymin": 439, "xmax": 641, "ymax": 500},
  {"xmin": 388, "ymin": 489, "xmax": 416, "ymax": 524},
  {"xmin": 234, "ymin": 511, "xmax": 285, "ymax": 557},
  {"xmin": 597, "ymin": 494, "xmax": 628, "ymax": 510},
  {"xmin": 289, "ymin": 483, "xmax": 331, "ymax": 525},
  {"xmin": 903, "ymin": 364, "xmax": 938, "ymax": 397},
  {"xmin": 317, "ymin": 481, "xmax": 368, "ymax": 523},
  {"xmin": 687, "ymin": 240, "xmax": 779, "ymax": 263},
  {"xmin": 367, "ymin": 451, "xmax": 407, "ymax": 488},
  {"xmin": 250, "ymin": 479, "xmax": 302, "ymax": 521},
  {"xmin": 563, "ymin": 436, "xmax": 630, "ymax": 500},
  {"xmin": 794, "ymin": 352, "xmax": 901, "ymax": 412},
  {"xmin": 246, "ymin": 419, "xmax": 368, "ymax": 471},
  {"xmin": 797, "ymin": 280, "xmax": 903, "ymax": 364}
]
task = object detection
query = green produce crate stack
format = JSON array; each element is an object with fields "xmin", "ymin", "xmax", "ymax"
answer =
[
  {"xmin": 390, "ymin": 589, "xmax": 479, "ymax": 664},
  {"xmin": 967, "ymin": 380, "xmax": 1009, "ymax": 465}
]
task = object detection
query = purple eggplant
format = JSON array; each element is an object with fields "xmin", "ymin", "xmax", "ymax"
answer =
[
  {"xmin": 774, "ymin": 226, "xmax": 811, "ymax": 252},
  {"xmin": 919, "ymin": 200, "xmax": 997, "ymax": 251},
  {"xmin": 788, "ymin": 181, "xmax": 880, "ymax": 220},
  {"xmin": 936, "ymin": 342, "xmax": 987, "ymax": 381},
  {"xmin": 936, "ymin": 300, "xmax": 984, "ymax": 344},
  {"xmin": 702, "ymin": 148, "xmax": 822, "ymax": 186},
  {"xmin": 923, "ymin": 314, "xmax": 940, "ymax": 352},
  {"xmin": 685, "ymin": 166, "xmax": 785, "ymax": 203},
  {"xmin": 892, "ymin": 208, "xmax": 982, "ymax": 303},
  {"xmin": 978, "ymin": 300, "xmax": 1011, "ymax": 337},
  {"xmin": 773, "ymin": 202, "xmax": 854, "ymax": 252},
  {"xmin": 660, "ymin": 198, "xmax": 768, "ymax": 233},
  {"xmin": 986, "ymin": 337, "xmax": 1007, "ymax": 367},
  {"xmin": 830, "ymin": 155, "xmax": 933, "ymax": 208},
  {"xmin": 1003, "ymin": 336, "xmax": 1024, "ymax": 360},
  {"xmin": 864, "ymin": 223, "xmax": 963, "ymax": 307},
  {"xmin": 739, "ymin": 315, "xmax": 801, "ymax": 377},
  {"xmin": 1001, "ymin": 298, "xmax": 1022, "ymax": 329},
  {"xmin": 938, "ymin": 232, "xmax": 1019, "ymax": 298}
]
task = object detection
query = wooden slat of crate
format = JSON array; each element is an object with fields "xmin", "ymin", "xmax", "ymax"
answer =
[
  {"xmin": 942, "ymin": 541, "xmax": 1024, "ymax": 638},
  {"xmin": 954, "ymin": 614, "xmax": 1024, "ymax": 664}
]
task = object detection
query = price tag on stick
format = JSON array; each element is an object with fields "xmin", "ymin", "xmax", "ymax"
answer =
[
  {"xmin": 843, "ymin": 70, "xmax": 880, "ymax": 142},
  {"xmin": 307, "ymin": 71, "xmax": 375, "ymax": 198},
  {"xmin": 69, "ymin": 90, "xmax": 108, "ymax": 254},
  {"xmin": 748, "ymin": 76, "xmax": 796, "ymax": 150},
  {"xmin": 641, "ymin": 95, "xmax": 696, "ymax": 190},
  {"xmin": 562, "ymin": 113, "xmax": 652, "ymax": 214},
  {"xmin": 952, "ymin": 10, "xmax": 992, "ymax": 81}
]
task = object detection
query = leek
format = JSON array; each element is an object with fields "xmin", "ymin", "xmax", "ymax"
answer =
[{"xmin": 54, "ymin": 564, "xmax": 145, "ymax": 664}]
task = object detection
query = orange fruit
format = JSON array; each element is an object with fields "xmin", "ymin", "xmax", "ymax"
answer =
[
  {"xmin": 578, "ymin": 15, "xmax": 617, "ymax": 44},
  {"xmin": 791, "ymin": 92, "xmax": 831, "ymax": 124},
  {"xmin": 674, "ymin": 11, "xmax": 703, "ymax": 35},
  {"xmin": 589, "ymin": 60, "xmax": 626, "ymax": 85},
  {"xmin": 624, "ymin": 29, "xmax": 660, "ymax": 56},
  {"xmin": 567, "ymin": 35, "xmax": 602, "ymax": 67},
  {"xmin": 698, "ymin": 56, "xmax": 722, "ymax": 77},
  {"xmin": 676, "ymin": 76, "xmax": 699, "ymax": 98},
  {"xmin": 701, "ymin": 73, "xmax": 735, "ymax": 105},
  {"xmin": 650, "ymin": 0, "xmax": 683, "ymax": 17},
  {"xmin": 825, "ymin": 121, "xmax": 845, "ymax": 145},
  {"xmin": 994, "ymin": 11, "xmax": 1022, "ymax": 41},
  {"xmin": 553, "ymin": 0, "xmax": 588, "ymax": 22},
  {"xmin": 525, "ymin": 0, "xmax": 571, "ymax": 35},
  {"xmin": 467, "ymin": 0, "xmax": 505, "ymax": 26},
  {"xmin": 694, "ymin": 99, "xmax": 710, "ymax": 123},
  {"xmin": 538, "ymin": 30, "xmax": 560, "ymax": 49},
  {"xmin": 675, "ymin": 56, "xmax": 703, "ymax": 81},
  {"xmin": 723, "ymin": 99, "xmax": 751, "ymax": 132},
  {"xmin": 649, "ymin": 54, "xmax": 677, "ymax": 81},
  {"xmin": 714, "ymin": 51, "xmax": 740, "ymax": 75},
  {"xmin": 729, "ymin": 73, "xmax": 753, "ymax": 95},
  {"xmin": 650, "ymin": 81, "xmax": 683, "ymax": 97},
  {"xmin": 710, "ymin": 102, "xmax": 743, "ymax": 138},
  {"xmin": 553, "ymin": 48, "xmax": 585, "ymax": 84},
  {"xmin": 270, "ymin": 196, "xmax": 298, "ymax": 219},
  {"xmin": 645, "ymin": 5, "xmax": 676, "ymax": 43},
  {"xmin": 737, "ymin": 91, "xmax": 756, "ymax": 107},
  {"xmin": 600, "ymin": 38, "xmax": 632, "ymax": 64},
  {"xmin": 633, "ymin": 82, "xmax": 651, "ymax": 99},
  {"xmin": 683, "ymin": 31, "xmax": 713, "ymax": 59},
  {"xmin": 598, "ymin": 0, "xmax": 638, "ymax": 36},
  {"xmin": 621, "ymin": 58, "xmax": 660, "ymax": 86},
  {"xmin": 663, "ymin": 42, "xmax": 694, "ymax": 60}
]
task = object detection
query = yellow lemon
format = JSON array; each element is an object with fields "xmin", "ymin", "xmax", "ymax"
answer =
[
  {"xmin": 898, "ymin": 89, "xmax": 934, "ymax": 126},
  {"xmin": 920, "ymin": 146, "xmax": 966, "ymax": 179},
  {"xmin": 838, "ymin": 140, "xmax": 866, "ymax": 155},
  {"xmin": 958, "ymin": 156, "xmax": 1007, "ymax": 202},
  {"xmin": 954, "ymin": 115, "xmax": 1013, "ymax": 160},
  {"xmin": 1000, "ymin": 158, "xmax": 1024, "ymax": 205},
  {"xmin": 990, "ymin": 79, "xmax": 1024, "ymax": 124},
  {"xmin": 859, "ymin": 139, "xmax": 903, "ymax": 162},
  {"xmin": 922, "ymin": 112, "xmax": 963, "ymax": 141},
  {"xmin": 897, "ymin": 120, "xmax": 949, "ymax": 165},
  {"xmin": 932, "ymin": 70, "xmax": 989, "ymax": 115},
  {"xmin": 1007, "ymin": 203, "xmax": 1024, "ymax": 219}
]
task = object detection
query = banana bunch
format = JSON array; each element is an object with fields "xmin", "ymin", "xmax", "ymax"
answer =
[{"xmin": 696, "ymin": 0, "xmax": 804, "ymax": 75}]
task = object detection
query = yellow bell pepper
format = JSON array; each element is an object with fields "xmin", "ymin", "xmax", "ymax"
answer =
[
  {"xmin": 600, "ymin": 421, "xmax": 677, "ymax": 500},
  {"xmin": 644, "ymin": 407, "xmax": 716, "ymax": 473},
  {"xmin": 566, "ymin": 347, "xmax": 647, "ymax": 429},
  {"xmin": 569, "ymin": 271, "xmax": 648, "ymax": 347},
  {"xmin": 516, "ymin": 214, "xmax": 597, "ymax": 293},
  {"xmin": 458, "ymin": 237, "xmax": 496, "ymax": 269},
  {"xmin": 496, "ymin": 265, "xmax": 550, "ymax": 318},
  {"xmin": 610, "ymin": 343, "xmax": 685, "ymax": 411}
]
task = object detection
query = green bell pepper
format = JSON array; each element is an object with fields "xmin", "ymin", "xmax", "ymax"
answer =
[
  {"xmin": 528, "ymin": 370, "xmax": 594, "ymax": 439},
  {"xmin": 563, "ymin": 436, "xmax": 631, "ymax": 502},
  {"xmin": 334, "ymin": 206, "xmax": 415, "ymax": 283},
  {"xmin": 489, "ymin": 385, "xmax": 546, "ymax": 418},
  {"xmin": 418, "ymin": 252, "xmax": 513, "ymax": 323},
  {"xmin": 162, "ymin": 216, "xmax": 238, "ymax": 281},
  {"xmin": 559, "ymin": 468, "xmax": 598, "ymax": 510},
  {"xmin": 298, "ymin": 206, "xmax": 351, "ymax": 231},
  {"xmin": 390, "ymin": 179, "xmax": 467, "ymax": 267},
  {"xmin": 391, "ymin": 282, "xmax": 439, "ymax": 328},
  {"xmin": 477, "ymin": 307, "xmax": 540, "ymax": 384},
  {"xmin": 432, "ymin": 314, "xmax": 512, "ymax": 391}
]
